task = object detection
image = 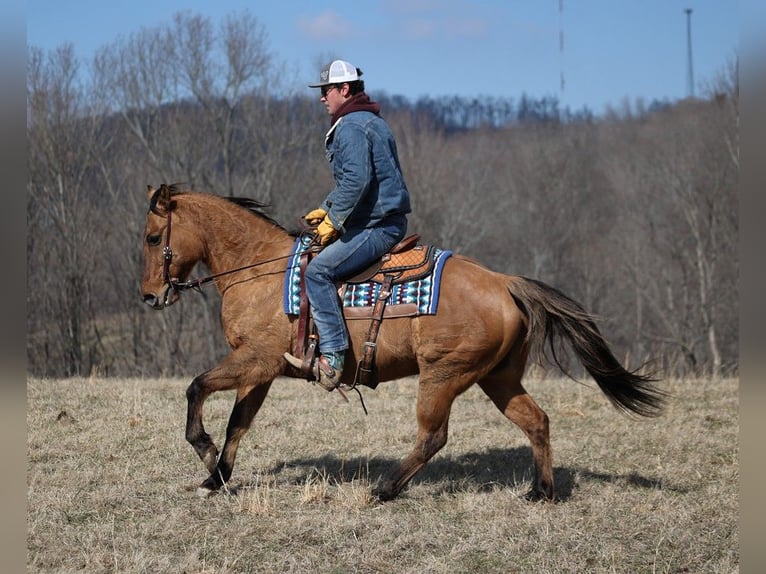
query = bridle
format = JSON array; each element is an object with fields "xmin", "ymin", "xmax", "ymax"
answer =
[
  {"xmin": 160, "ymin": 201, "xmax": 177, "ymax": 293},
  {"xmin": 154, "ymin": 203, "xmax": 315, "ymax": 296}
]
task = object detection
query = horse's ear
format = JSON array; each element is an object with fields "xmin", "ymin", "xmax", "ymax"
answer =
[{"xmin": 148, "ymin": 184, "xmax": 173, "ymax": 215}]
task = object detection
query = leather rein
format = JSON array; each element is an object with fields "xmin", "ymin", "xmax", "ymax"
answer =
[
  {"xmin": 157, "ymin": 204, "xmax": 312, "ymax": 296},
  {"xmin": 156, "ymin": 205, "xmax": 368, "ymax": 412}
]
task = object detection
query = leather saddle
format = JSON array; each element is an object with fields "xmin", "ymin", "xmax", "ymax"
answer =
[
  {"xmin": 344, "ymin": 234, "xmax": 435, "ymax": 285},
  {"xmin": 292, "ymin": 234, "xmax": 430, "ymax": 390}
]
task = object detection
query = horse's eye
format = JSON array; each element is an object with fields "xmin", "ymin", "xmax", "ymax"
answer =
[{"xmin": 147, "ymin": 234, "xmax": 162, "ymax": 247}]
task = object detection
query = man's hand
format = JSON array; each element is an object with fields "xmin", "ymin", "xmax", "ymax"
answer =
[
  {"xmin": 303, "ymin": 208, "xmax": 327, "ymax": 226},
  {"xmin": 316, "ymin": 216, "xmax": 339, "ymax": 245}
]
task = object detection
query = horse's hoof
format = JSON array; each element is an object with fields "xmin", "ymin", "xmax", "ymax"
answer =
[
  {"xmin": 523, "ymin": 488, "xmax": 555, "ymax": 502},
  {"xmin": 196, "ymin": 485, "xmax": 217, "ymax": 498},
  {"xmin": 372, "ymin": 484, "xmax": 398, "ymax": 502}
]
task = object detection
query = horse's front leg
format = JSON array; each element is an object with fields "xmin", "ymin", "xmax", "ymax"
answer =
[
  {"xmin": 185, "ymin": 351, "xmax": 259, "ymax": 475},
  {"xmin": 197, "ymin": 381, "xmax": 273, "ymax": 496},
  {"xmin": 185, "ymin": 369, "xmax": 222, "ymax": 474}
]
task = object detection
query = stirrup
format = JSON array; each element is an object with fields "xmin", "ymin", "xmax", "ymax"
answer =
[
  {"xmin": 283, "ymin": 352, "xmax": 342, "ymax": 391},
  {"xmin": 315, "ymin": 355, "xmax": 343, "ymax": 391}
]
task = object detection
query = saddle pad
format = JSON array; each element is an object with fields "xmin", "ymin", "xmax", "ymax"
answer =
[{"xmin": 283, "ymin": 237, "xmax": 452, "ymax": 317}]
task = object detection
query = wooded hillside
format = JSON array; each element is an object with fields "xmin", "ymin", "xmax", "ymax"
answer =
[{"xmin": 26, "ymin": 11, "xmax": 738, "ymax": 378}]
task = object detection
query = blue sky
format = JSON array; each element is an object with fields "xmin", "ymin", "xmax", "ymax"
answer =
[{"xmin": 27, "ymin": 0, "xmax": 740, "ymax": 114}]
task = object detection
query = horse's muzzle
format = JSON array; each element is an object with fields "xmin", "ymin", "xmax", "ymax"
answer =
[
  {"xmin": 142, "ymin": 293, "xmax": 165, "ymax": 310},
  {"xmin": 142, "ymin": 286, "xmax": 176, "ymax": 310}
]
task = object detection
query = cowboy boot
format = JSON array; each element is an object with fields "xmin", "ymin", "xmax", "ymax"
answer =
[
  {"xmin": 314, "ymin": 352, "xmax": 344, "ymax": 391},
  {"xmin": 283, "ymin": 351, "xmax": 344, "ymax": 391}
]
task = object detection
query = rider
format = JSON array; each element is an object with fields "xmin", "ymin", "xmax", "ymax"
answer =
[{"xmin": 284, "ymin": 59, "xmax": 411, "ymax": 391}]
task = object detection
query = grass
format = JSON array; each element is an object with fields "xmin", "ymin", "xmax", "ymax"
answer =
[{"xmin": 27, "ymin": 375, "xmax": 738, "ymax": 573}]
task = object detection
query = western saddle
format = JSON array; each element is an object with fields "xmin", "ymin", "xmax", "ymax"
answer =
[{"xmin": 292, "ymin": 234, "xmax": 435, "ymax": 390}]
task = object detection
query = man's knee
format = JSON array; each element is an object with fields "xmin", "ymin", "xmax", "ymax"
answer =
[{"xmin": 306, "ymin": 257, "xmax": 342, "ymax": 288}]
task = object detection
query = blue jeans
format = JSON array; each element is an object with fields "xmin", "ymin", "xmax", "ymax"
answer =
[{"xmin": 305, "ymin": 215, "xmax": 407, "ymax": 354}]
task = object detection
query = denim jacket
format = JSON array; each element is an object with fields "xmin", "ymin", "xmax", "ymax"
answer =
[{"xmin": 321, "ymin": 111, "xmax": 411, "ymax": 233}]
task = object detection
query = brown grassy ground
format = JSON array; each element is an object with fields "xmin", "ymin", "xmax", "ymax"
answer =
[{"xmin": 27, "ymin": 375, "xmax": 738, "ymax": 573}]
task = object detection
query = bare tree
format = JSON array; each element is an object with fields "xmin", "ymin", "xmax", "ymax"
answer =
[
  {"xmin": 27, "ymin": 44, "xmax": 113, "ymax": 375},
  {"xmin": 26, "ymin": 17, "xmax": 739, "ymax": 379},
  {"xmin": 603, "ymin": 94, "xmax": 738, "ymax": 376}
]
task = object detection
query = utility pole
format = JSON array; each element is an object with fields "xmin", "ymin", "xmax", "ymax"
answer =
[
  {"xmin": 684, "ymin": 8, "xmax": 695, "ymax": 98},
  {"xmin": 559, "ymin": 0, "xmax": 565, "ymax": 96}
]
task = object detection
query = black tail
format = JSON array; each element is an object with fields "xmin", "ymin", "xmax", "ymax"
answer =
[{"xmin": 508, "ymin": 276, "xmax": 666, "ymax": 418}]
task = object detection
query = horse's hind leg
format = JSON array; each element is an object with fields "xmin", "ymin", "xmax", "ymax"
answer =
[
  {"xmin": 478, "ymin": 370, "xmax": 554, "ymax": 501},
  {"xmin": 374, "ymin": 376, "xmax": 467, "ymax": 501}
]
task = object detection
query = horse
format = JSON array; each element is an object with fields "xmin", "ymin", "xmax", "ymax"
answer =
[{"xmin": 140, "ymin": 183, "xmax": 665, "ymax": 501}]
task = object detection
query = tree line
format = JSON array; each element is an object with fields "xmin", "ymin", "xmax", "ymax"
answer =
[{"xmin": 27, "ymin": 10, "xmax": 738, "ymax": 379}]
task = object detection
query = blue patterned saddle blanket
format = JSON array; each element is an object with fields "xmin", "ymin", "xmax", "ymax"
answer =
[{"xmin": 283, "ymin": 238, "xmax": 452, "ymax": 319}]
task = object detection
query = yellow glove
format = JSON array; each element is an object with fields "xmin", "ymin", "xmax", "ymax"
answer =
[
  {"xmin": 316, "ymin": 216, "xmax": 339, "ymax": 245},
  {"xmin": 303, "ymin": 208, "xmax": 327, "ymax": 226}
]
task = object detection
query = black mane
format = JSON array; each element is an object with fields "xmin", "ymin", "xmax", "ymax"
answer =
[
  {"xmin": 223, "ymin": 195, "xmax": 295, "ymax": 235},
  {"xmin": 153, "ymin": 183, "xmax": 296, "ymax": 234}
]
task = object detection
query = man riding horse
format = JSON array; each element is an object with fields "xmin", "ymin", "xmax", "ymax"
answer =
[{"xmin": 284, "ymin": 60, "xmax": 411, "ymax": 391}]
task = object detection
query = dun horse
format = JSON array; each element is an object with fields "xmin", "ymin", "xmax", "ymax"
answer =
[{"xmin": 140, "ymin": 184, "xmax": 665, "ymax": 501}]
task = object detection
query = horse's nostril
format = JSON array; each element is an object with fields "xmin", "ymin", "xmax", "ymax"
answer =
[{"xmin": 142, "ymin": 293, "xmax": 158, "ymax": 307}]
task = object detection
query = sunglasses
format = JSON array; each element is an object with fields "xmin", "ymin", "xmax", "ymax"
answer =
[{"xmin": 321, "ymin": 84, "xmax": 339, "ymax": 98}]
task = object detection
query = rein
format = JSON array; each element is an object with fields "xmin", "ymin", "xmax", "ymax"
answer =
[
  {"xmin": 159, "ymin": 204, "xmax": 314, "ymax": 295},
  {"xmin": 172, "ymin": 253, "xmax": 297, "ymax": 293},
  {"xmin": 156, "ymin": 202, "xmax": 369, "ymax": 412}
]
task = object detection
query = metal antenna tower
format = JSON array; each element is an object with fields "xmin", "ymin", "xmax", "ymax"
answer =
[
  {"xmin": 684, "ymin": 8, "xmax": 695, "ymax": 98},
  {"xmin": 559, "ymin": 0, "xmax": 565, "ymax": 96}
]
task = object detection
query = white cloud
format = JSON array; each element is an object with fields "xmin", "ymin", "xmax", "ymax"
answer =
[
  {"xmin": 297, "ymin": 11, "xmax": 355, "ymax": 39},
  {"xmin": 381, "ymin": 0, "xmax": 441, "ymax": 17},
  {"xmin": 402, "ymin": 18, "xmax": 436, "ymax": 40},
  {"xmin": 444, "ymin": 17, "xmax": 487, "ymax": 38},
  {"xmin": 383, "ymin": 0, "xmax": 490, "ymax": 41}
]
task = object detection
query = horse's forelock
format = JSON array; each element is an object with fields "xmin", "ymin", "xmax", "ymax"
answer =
[
  {"xmin": 148, "ymin": 183, "xmax": 185, "ymax": 215},
  {"xmin": 148, "ymin": 187, "xmax": 163, "ymax": 215}
]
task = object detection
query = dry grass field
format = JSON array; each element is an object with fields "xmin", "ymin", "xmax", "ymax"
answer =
[{"xmin": 27, "ymin": 375, "xmax": 738, "ymax": 573}]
